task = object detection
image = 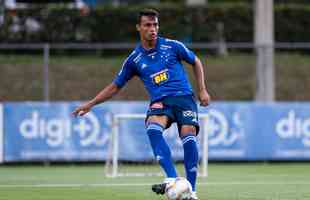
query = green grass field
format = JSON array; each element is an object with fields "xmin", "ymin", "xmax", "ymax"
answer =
[{"xmin": 1, "ymin": 163, "xmax": 309, "ymax": 200}]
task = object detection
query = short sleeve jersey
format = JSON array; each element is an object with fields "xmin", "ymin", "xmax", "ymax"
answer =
[{"xmin": 113, "ymin": 37, "xmax": 196, "ymax": 102}]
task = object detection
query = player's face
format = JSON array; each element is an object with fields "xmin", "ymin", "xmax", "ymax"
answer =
[{"xmin": 137, "ymin": 16, "xmax": 159, "ymax": 42}]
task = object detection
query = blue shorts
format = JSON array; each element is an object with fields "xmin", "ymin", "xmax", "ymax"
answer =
[{"xmin": 146, "ymin": 95, "xmax": 199, "ymax": 134}]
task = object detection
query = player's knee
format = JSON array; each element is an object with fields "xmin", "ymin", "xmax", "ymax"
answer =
[
  {"xmin": 147, "ymin": 122, "xmax": 164, "ymax": 133},
  {"xmin": 146, "ymin": 115, "xmax": 168, "ymax": 128},
  {"xmin": 180, "ymin": 125, "xmax": 197, "ymax": 138},
  {"xmin": 146, "ymin": 123, "xmax": 172, "ymax": 160}
]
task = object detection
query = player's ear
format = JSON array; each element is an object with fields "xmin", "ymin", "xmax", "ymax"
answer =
[{"xmin": 136, "ymin": 24, "xmax": 140, "ymax": 32}]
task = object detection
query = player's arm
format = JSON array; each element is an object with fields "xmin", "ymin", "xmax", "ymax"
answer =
[
  {"xmin": 72, "ymin": 83, "xmax": 120, "ymax": 116},
  {"xmin": 73, "ymin": 54, "xmax": 135, "ymax": 117},
  {"xmin": 173, "ymin": 40, "xmax": 211, "ymax": 106},
  {"xmin": 192, "ymin": 56, "xmax": 211, "ymax": 106}
]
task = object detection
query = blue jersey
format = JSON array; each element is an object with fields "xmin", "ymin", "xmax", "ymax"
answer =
[{"xmin": 113, "ymin": 37, "xmax": 196, "ymax": 102}]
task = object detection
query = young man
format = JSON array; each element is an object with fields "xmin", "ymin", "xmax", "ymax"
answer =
[{"xmin": 73, "ymin": 9, "xmax": 210, "ymax": 200}]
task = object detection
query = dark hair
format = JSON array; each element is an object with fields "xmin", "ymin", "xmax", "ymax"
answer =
[{"xmin": 138, "ymin": 8, "xmax": 159, "ymax": 24}]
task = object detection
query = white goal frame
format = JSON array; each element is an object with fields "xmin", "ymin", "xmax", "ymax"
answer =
[{"xmin": 105, "ymin": 113, "xmax": 208, "ymax": 178}]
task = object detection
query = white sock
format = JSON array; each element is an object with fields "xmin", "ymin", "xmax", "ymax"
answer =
[{"xmin": 164, "ymin": 177, "xmax": 176, "ymax": 183}]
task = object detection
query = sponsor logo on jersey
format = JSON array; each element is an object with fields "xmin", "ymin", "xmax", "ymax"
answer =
[{"xmin": 151, "ymin": 69, "xmax": 169, "ymax": 85}]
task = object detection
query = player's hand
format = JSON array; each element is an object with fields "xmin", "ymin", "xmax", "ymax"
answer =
[
  {"xmin": 72, "ymin": 101, "xmax": 95, "ymax": 117},
  {"xmin": 199, "ymin": 89, "xmax": 211, "ymax": 107}
]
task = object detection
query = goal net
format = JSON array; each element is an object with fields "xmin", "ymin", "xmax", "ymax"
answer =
[{"xmin": 105, "ymin": 113, "xmax": 208, "ymax": 178}]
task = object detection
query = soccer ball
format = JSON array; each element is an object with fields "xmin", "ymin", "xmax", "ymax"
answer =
[{"xmin": 165, "ymin": 177, "xmax": 192, "ymax": 200}]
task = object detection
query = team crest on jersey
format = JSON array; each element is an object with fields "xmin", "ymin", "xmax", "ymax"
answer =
[{"xmin": 151, "ymin": 69, "xmax": 169, "ymax": 85}]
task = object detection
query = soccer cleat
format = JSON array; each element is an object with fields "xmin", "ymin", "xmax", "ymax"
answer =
[
  {"xmin": 190, "ymin": 191, "xmax": 199, "ymax": 200},
  {"xmin": 151, "ymin": 183, "xmax": 167, "ymax": 195}
]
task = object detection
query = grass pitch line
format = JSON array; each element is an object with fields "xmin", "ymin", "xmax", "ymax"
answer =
[{"xmin": 1, "ymin": 181, "xmax": 310, "ymax": 188}]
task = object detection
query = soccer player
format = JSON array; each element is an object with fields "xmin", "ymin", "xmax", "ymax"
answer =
[{"xmin": 73, "ymin": 8, "xmax": 210, "ymax": 200}]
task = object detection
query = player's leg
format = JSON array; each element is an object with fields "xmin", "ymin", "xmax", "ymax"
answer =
[
  {"xmin": 146, "ymin": 101, "xmax": 178, "ymax": 195},
  {"xmin": 172, "ymin": 95, "xmax": 200, "ymax": 199},
  {"xmin": 147, "ymin": 115, "xmax": 177, "ymax": 195},
  {"xmin": 180, "ymin": 125, "xmax": 199, "ymax": 200},
  {"xmin": 146, "ymin": 115, "xmax": 177, "ymax": 179}
]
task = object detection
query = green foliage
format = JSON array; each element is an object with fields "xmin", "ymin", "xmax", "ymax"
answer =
[
  {"xmin": 275, "ymin": 5, "xmax": 310, "ymax": 42},
  {"xmin": 0, "ymin": 4, "xmax": 309, "ymax": 43}
]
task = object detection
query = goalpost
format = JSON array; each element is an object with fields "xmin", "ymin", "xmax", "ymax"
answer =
[{"xmin": 105, "ymin": 113, "xmax": 208, "ymax": 178}]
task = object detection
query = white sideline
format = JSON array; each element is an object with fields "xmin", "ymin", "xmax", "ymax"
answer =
[{"xmin": 0, "ymin": 181, "xmax": 310, "ymax": 188}]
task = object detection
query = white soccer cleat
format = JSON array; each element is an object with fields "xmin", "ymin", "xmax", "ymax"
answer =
[{"xmin": 190, "ymin": 191, "xmax": 199, "ymax": 200}]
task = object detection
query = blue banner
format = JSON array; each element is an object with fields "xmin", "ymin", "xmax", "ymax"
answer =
[
  {"xmin": 202, "ymin": 103, "xmax": 310, "ymax": 160},
  {"xmin": 4, "ymin": 102, "xmax": 107, "ymax": 161},
  {"xmin": 3, "ymin": 102, "xmax": 310, "ymax": 161},
  {"xmin": 3, "ymin": 102, "xmax": 148, "ymax": 161},
  {"xmin": 0, "ymin": 104, "xmax": 3, "ymax": 163}
]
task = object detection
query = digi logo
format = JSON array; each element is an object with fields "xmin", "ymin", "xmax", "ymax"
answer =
[
  {"xmin": 19, "ymin": 111, "xmax": 109, "ymax": 147},
  {"xmin": 206, "ymin": 109, "xmax": 243, "ymax": 146},
  {"xmin": 151, "ymin": 69, "xmax": 169, "ymax": 85},
  {"xmin": 275, "ymin": 110, "xmax": 310, "ymax": 147}
]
